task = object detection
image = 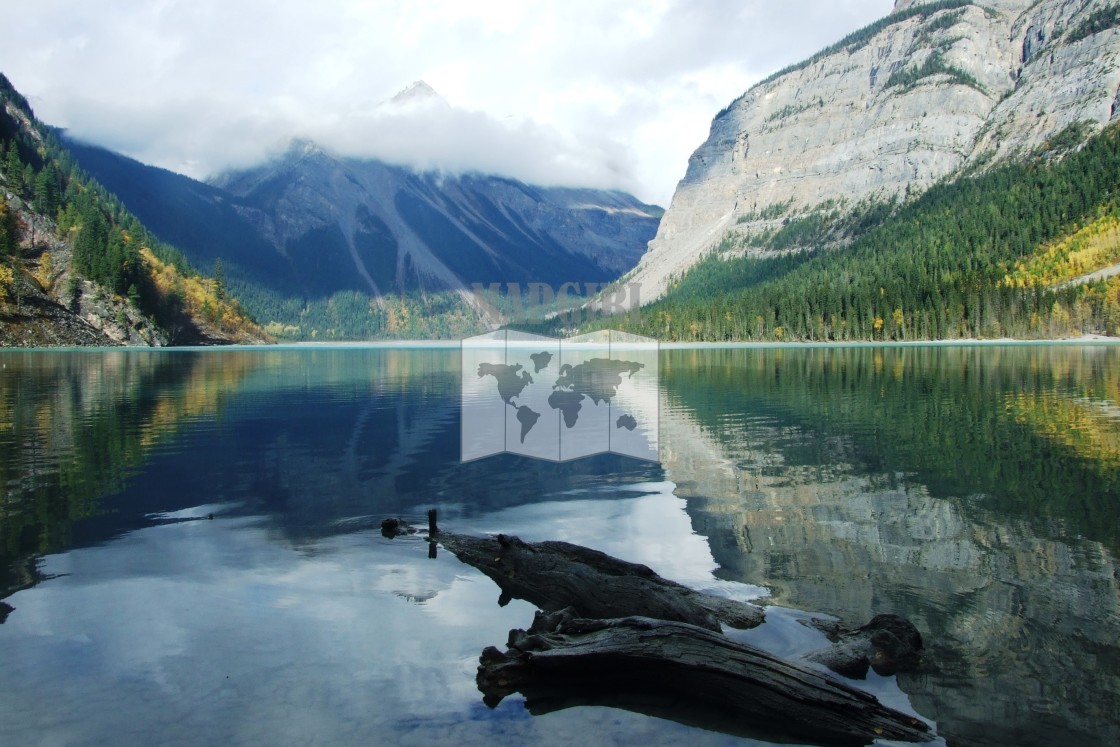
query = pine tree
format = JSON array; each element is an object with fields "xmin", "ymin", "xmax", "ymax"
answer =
[
  {"xmin": 0, "ymin": 201, "xmax": 18, "ymax": 257},
  {"xmin": 33, "ymin": 164, "xmax": 61, "ymax": 216},
  {"xmin": 73, "ymin": 202, "xmax": 107, "ymax": 278},
  {"xmin": 4, "ymin": 140, "xmax": 20, "ymax": 179},
  {"xmin": 20, "ymin": 163, "xmax": 34, "ymax": 196},
  {"xmin": 213, "ymin": 258, "xmax": 226, "ymax": 301}
]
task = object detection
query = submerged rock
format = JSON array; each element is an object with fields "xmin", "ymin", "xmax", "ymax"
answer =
[{"xmin": 805, "ymin": 613, "xmax": 925, "ymax": 679}]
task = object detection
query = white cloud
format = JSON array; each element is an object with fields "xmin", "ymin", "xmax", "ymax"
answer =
[{"xmin": 0, "ymin": 0, "xmax": 893, "ymax": 205}]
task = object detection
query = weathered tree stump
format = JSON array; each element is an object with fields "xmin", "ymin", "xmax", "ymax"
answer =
[
  {"xmin": 478, "ymin": 607, "xmax": 933, "ymax": 745},
  {"xmin": 438, "ymin": 531, "xmax": 765, "ymax": 630}
]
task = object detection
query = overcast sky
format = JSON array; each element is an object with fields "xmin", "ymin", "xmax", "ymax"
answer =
[{"xmin": 0, "ymin": 1, "xmax": 893, "ymax": 206}]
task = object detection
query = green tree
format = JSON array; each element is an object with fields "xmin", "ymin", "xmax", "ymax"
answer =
[
  {"xmin": 212, "ymin": 258, "xmax": 226, "ymax": 301},
  {"xmin": 4, "ymin": 140, "xmax": 20, "ymax": 179},
  {"xmin": 0, "ymin": 201, "xmax": 19, "ymax": 257},
  {"xmin": 73, "ymin": 202, "xmax": 107, "ymax": 278},
  {"xmin": 33, "ymin": 164, "xmax": 61, "ymax": 216}
]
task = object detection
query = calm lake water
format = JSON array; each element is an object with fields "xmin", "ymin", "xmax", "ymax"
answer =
[{"xmin": 1, "ymin": 344, "xmax": 1118, "ymax": 747}]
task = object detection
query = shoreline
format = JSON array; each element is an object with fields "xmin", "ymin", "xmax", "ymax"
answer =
[
  {"xmin": 4, "ymin": 335, "xmax": 1119, "ymax": 353},
  {"xmin": 658, "ymin": 334, "xmax": 1120, "ymax": 349}
]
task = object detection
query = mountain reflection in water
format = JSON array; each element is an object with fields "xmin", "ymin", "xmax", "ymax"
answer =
[
  {"xmin": 660, "ymin": 345, "xmax": 1120, "ymax": 747},
  {"xmin": 0, "ymin": 344, "xmax": 1117, "ymax": 747}
]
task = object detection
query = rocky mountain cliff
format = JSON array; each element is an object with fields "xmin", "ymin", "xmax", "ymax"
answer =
[{"xmin": 629, "ymin": 0, "xmax": 1120, "ymax": 300}]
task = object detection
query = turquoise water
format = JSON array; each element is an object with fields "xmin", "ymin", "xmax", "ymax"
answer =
[{"xmin": 1, "ymin": 345, "xmax": 1118, "ymax": 746}]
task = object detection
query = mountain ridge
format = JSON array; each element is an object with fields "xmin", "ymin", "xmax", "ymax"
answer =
[
  {"xmin": 69, "ymin": 134, "xmax": 662, "ymax": 338},
  {"xmin": 626, "ymin": 0, "xmax": 1120, "ymax": 301}
]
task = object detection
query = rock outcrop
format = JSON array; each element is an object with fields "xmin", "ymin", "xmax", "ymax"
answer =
[
  {"xmin": 629, "ymin": 0, "xmax": 1120, "ymax": 300},
  {"xmin": 0, "ymin": 190, "xmax": 166, "ymax": 348}
]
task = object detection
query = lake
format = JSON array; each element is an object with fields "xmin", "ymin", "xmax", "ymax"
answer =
[{"xmin": 1, "ymin": 344, "xmax": 1118, "ymax": 746}]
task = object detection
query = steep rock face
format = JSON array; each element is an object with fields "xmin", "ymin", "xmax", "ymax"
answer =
[{"xmin": 630, "ymin": 0, "xmax": 1120, "ymax": 300}]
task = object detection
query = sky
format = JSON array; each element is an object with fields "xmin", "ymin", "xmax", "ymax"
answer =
[{"xmin": 0, "ymin": 1, "xmax": 893, "ymax": 207}]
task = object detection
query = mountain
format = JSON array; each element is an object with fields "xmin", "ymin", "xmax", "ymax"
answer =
[
  {"xmin": 388, "ymin": 80, "xmax": 449, "ymax": 108},
  {"xmin": 1, "ymin": 73, "xmax": 268, "ymax": 347},
  {"xmin": 208, "ymin": 139, "xmax": 661, "ymax": 292},
  {"xmin": 67, "ymin": 87, "xmax": 663, "ymax": 340},
  {"xmin": 627, "ymin": 0, "xmax": 1120, "ymax": 301}
]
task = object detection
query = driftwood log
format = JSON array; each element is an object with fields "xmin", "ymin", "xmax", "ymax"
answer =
[
  {"xmin": 437, "ymin": 531, "xmax": 764, "ymax": 630},
  {"xmin": 382, "ymin": 516, "xmax": 934, "ymax": 744},
  {"xmin": 478, "ymin": 607, "xmax": 933, "ymax": 745}
]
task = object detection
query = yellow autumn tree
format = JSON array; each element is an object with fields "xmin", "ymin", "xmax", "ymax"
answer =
[
  {"xmin": 35, "ymin": 252, "xmax": 53, "ymax": 290},
  {"xmin": 0, "ymin": 263, "xmax": 12, "ymax": 301},
  {"xmin": 891, "ymin": 307, "xmax": 905, "ymax": 338},
  {"xmin": 1006, "ymin": 205, "xmax": 1120, "ymax": 288}
]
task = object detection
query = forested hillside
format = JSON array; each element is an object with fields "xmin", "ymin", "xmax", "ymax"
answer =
[
  {"xmin": 1, "ymin": 73, "xmax": 266, "ymax": 345},
  {"xmin": 561, "ymin": 122, "xmax": 1120, "ymax": 342}
]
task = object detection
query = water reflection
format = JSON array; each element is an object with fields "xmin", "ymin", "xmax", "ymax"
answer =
[
  {"xmin": 658, "ymin": 345, "xmax": 1120, "ymax": 747},
  {"xmin": 0, "ymin": 350, "xmax": 241, "ymax": 594},
  {"xmin": 0, "ymin": 345, "xmax": 1117, "ymax": 746}
]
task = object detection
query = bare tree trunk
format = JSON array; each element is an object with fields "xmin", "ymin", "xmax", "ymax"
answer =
[
  {"xmin": 478, "ymin": 608, "xmax": 933, "ymax": 745},
  {"xmin": 438, "ymin": 531, "xmax": 764, "ymax": 630}
]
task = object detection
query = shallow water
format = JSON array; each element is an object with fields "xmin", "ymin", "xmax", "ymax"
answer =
[{"xmin": 1, "ymin": 344, "xmax": 1117, "ymax": 746}]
